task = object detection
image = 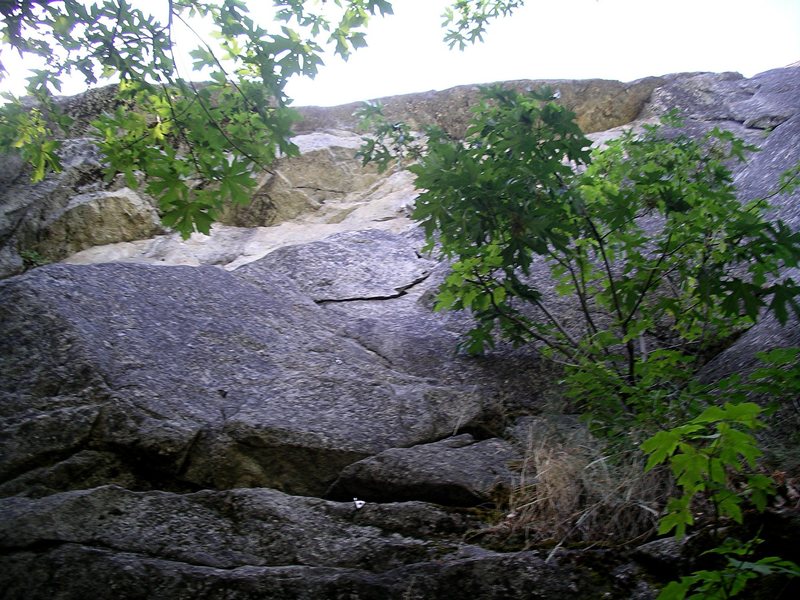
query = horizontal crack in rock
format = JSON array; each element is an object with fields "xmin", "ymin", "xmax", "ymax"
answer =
[
  {"xmin": 0, "ymin": 539, "xmax": 280, "ymax": 571},
  {"xmin": 315, "ymin": 272, "xmax": 431, "ymax": 305},
  {"xmin": 295, "ymin": 185, "xmax": 348, "ymax": 194}
]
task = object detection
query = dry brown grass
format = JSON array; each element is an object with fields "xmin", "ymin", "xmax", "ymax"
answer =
[{"xmin": 476, "ymin": 417, "xmax": 675, "ymax": 551}]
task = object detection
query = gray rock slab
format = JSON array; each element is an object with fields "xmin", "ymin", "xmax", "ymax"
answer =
[
  {"xmin": 0, "ymin": 483, "xmax": 655, "ymax": 599},
  {"xmin": 730, "ymin": 66, "xmax": 800, "ymax": 129},
  {"xmin": 237, "ymin": 228, "xmax": 565, "ymax": 419},
  {"xmin": 0, "ymin": 542, "xmax": 656, "ymax": 599},
  {"xmin": 699, "ymin": 309, "xmax": 800, "ymax": 383},
  {"xmin": 733, "ymin": 112, "xmax": 800, "ymax": 230},
  {"xmin": 328, "ymin": 434, "xmax": 520, "ymax": 506},
  {"xmin": 642, "ymin": 67, "xmax": 800, "ymax": 131},
  {"xmin": 235, "ymin": 228, "xmax": 436, "ymax": 301},
  {"xmin": 1, "ymin": 485, "xmax": 654, "ymax": 599},
  {"xmin": 379, "ymin": 550, "xmax": 656, "ymax": 600},
  {"xmin": 0, "ymin": 485, "xmax": 437, "ymax": 571},
  {"xmin": 697, "ymin": 109, "xmax": 800, "ymax": 383},
  {"xmin": 0, "ymin": 548, "xmax": 386, "ymax": 600},
  {"xmin": 0, "ymin": 262, "xmax": 483, "ymax": 496}
]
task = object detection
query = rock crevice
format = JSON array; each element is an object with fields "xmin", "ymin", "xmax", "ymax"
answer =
[{"xmin": 315, "ymin": 271, "xmax": 432, "ymax": 304}]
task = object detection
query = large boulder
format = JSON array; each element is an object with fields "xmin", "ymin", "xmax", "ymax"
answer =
[
  {"xmin": 0, "ymin": 262, "xmax": 486, "ymax": 497},
  {"xmin": 32, "ymin": 187, "xmax": 163, "ymax": 257},
  {"xmin": 327, "ymin": 433, "xmax": 520, "ymax": 506}
]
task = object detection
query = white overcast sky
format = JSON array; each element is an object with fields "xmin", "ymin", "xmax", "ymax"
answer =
[
  {"xmin": 285, "ymin": 0, "xmax": 800, "ymax": 106},
  {"xmin": 1, "ymin": 0, "xmax": 798, "ymax": 107}
]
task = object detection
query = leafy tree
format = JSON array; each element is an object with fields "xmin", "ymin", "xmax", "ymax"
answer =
[
  {"xmin": 358, "ymin": 84, "xmax": 800, "ymax": 598},
  {"xmin": 442, "ymin": 0, "xmax": 525, "ymax": 49},
  {"xmin": 657, "ymin": 536, "xmax": 800, "ymax": 600},
  {"xmin": 0, "ymin": 0, "xmax": 525, "ymax": 237},
  {"xmin": 361, "ymin": 86, "xmax": 800, "ymax": 434}
]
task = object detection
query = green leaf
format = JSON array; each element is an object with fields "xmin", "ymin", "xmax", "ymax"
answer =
[
  {"xmin": 658, "ymin": 502, "xmax": 693, "ymax": 538},
  {"xmin": 641, "ymin": 430, "xmax": 681, "ymax": 471},
  {"xmin": 656, "ymin": 579, "xmax": 691, "ymax": 600}
]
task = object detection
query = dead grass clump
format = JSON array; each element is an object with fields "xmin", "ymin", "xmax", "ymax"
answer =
[{"xmin": 494, "ymin": 417, "xmax": 675, "ymax": 550}]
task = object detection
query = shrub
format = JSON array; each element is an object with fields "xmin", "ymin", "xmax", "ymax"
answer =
[
  {"xmin": 359, "ymin": 85, "xmax": 800, "ymax": 435},
  {"xmin": 358, "ymin": 85, "xmax": 800, "ymax": 597}
]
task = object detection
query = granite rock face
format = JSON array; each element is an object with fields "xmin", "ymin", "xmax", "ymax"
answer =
[
  {"xmin": 0, "ymin": 132, "xmax": 409, "ymax": 278},
  {"xmin": 0, "ymin": 75, "xmax": 671, "ymax": 278},
  {"xmin": 61, "ymin": 151, "xmax": 419, "ymax": 272},
  {"xmin": 235, "ymin": 227, "xmax": 563, "ymax": 409},
  {"xmin": 218, "ymin": 132, "xmax": 386, "ymax": 228},
  {"xmin": 642, "ymin": 68, "xmax": 799, "ymax": 132},
  {"xmin": 0, "ymin": 262, "xmax": 486, "ymax": 497},
  {"xmin": 235, "ymin": 228, "xmax": 437, "ymax": 302},
  {"xmin": 0, "ymin": 138, "xmax": 112, "ymax": 276},
  {"xmin": 1, "ymin": 67, "xmax": 799, "ymax": 598}
]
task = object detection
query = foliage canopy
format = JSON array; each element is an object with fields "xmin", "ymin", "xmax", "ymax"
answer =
[
  {"xmin": 358, "ymin": 85, "xmax": 800, "ymax": 598},
  {"xmin": 362, "ymin": 86, "xmax": 800, "ymax": 430}
]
